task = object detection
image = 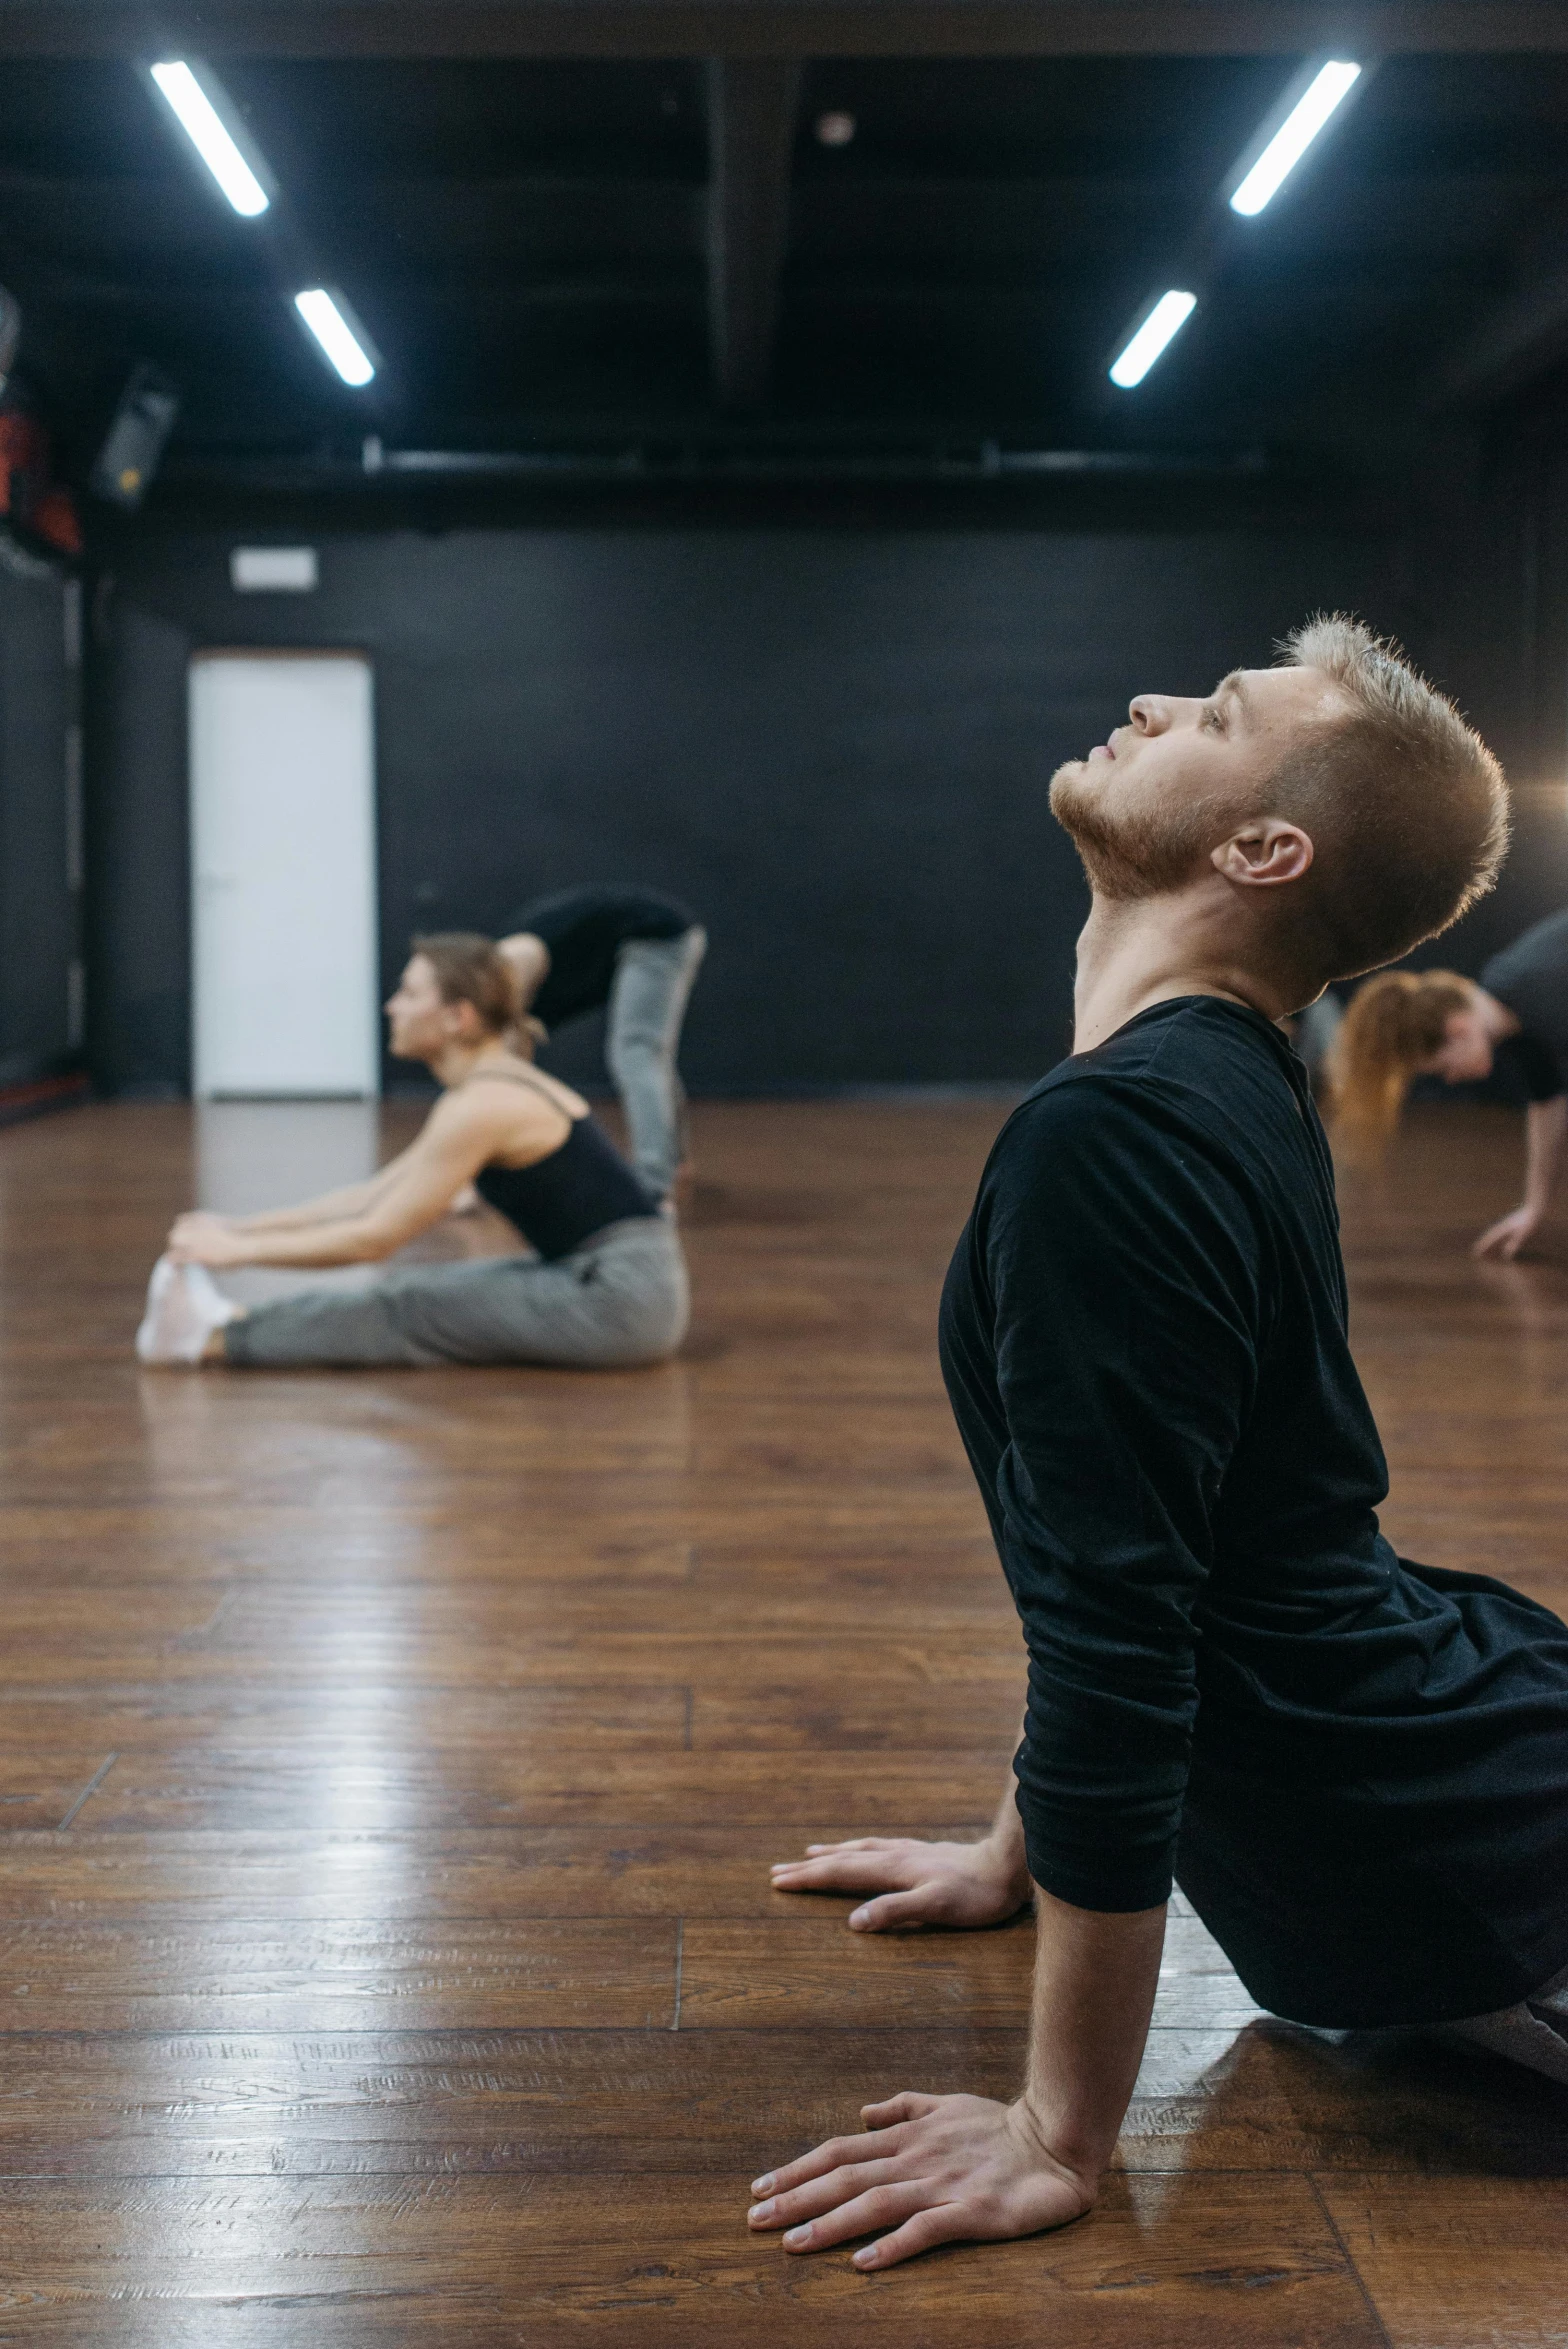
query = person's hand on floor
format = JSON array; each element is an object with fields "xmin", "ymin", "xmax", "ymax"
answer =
[
  {"xmin": 770, "ymin": 1835, "xmax": 1031, "ymax": 1930},
  {"xmin": 167, "ymin": 1211, "xmax": 249, "ymax": 1268},
  {"xmin": 1473, "ymin": 1204, "xmax": 1544, "ymax": 1261},
  {"xmin": 746, "ymin": 2091, "xmax": 1093, "ymax": 2270}
]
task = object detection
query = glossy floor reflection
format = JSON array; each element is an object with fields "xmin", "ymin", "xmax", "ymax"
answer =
[{"xmin": 0, "ymin": 1097, "xmax": 1560, "ymax": 2343}]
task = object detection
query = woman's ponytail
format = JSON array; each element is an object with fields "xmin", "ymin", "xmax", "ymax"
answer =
[{"xmin": 1327, "ymin": 969, "xmax": 1473, "ymax": 1160}]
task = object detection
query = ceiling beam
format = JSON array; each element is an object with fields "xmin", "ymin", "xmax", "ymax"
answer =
[
  {"xmin": 5, "ymin": 2, "xmax": 1568, "ymax": 59},
  {"xmin": 706, "ymin": 56, "xmax": 798, "ymax": 413}
]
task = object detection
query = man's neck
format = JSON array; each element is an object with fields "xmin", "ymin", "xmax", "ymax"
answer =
[{"xmin": 1071, "ymin": 894, "xmax": 1296, "ymax": 1057}]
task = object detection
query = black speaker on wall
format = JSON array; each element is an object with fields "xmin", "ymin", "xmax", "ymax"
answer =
[{"xmin": 89, "ymin": 363, "xmax": 180, "ymax": 507}]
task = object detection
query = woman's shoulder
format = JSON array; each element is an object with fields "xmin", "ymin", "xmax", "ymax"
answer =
[
  {"xmin": 501, "ymin": 1059, "xmax": 590, "ymax": 1119},
  {"xmin": 439, "ymin": 1059, "xmax": 588, "ymax": 1126}
]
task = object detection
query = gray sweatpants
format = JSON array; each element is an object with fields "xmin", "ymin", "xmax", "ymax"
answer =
[
  {"xmin": 224, "ymin": 1218, "xmax": 687, "ymax": 1370},
  {"xmin": 606, "ymin": 927, "xmax": 707, "ymax": 1198}
]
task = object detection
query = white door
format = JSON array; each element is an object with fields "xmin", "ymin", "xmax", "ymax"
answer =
[{"xmin": 190, "ymin": 652, "xmax": 379, "ymax": 1097}]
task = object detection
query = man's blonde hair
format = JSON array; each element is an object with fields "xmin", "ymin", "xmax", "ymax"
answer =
[{"xmin": 1269, "ymin": 616, "xmax": 1509, "ymax": 981}]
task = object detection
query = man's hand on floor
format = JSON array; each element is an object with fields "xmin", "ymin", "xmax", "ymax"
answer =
[
  {"xmin": 769, "ymin": 1835, "xmax": 1031, "ymax": 1930},
  {"xmin": 746, "ymin": 2091, "xmax": 1094, "ymax": 2270}
]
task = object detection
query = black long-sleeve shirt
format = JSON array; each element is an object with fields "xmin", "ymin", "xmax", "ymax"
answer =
[
  {"xmin": 508, "ymin": 887, "xmax": 696, "ymax": 1030},
  {"xmin": 1481, "ymin": 907, "xmax": 1568, "ymax": 1101},
  {"xmin": 939, "ymin": 996, "xmax": 1568, "ymax": 2028}
]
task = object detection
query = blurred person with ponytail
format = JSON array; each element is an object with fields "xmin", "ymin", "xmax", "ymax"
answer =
[{"xmin": 1331, "ymin": 908, "xmax": 1568, "ymax": 1260}]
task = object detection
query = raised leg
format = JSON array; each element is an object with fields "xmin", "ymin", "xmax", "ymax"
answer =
[{"xmin": 605, "ymin": 926, "xmax": 707, "ymax": 1198}]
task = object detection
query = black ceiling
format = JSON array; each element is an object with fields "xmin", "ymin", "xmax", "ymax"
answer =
[{"xmin": 4, "ymin": 10, "xmax": 1568, "ymax": 486}]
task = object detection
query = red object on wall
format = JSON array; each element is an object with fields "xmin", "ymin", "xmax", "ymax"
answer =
[
  {"xmin": 0, "ymin": 409, "xmax": 80, "ymax": 553},
  {"xmin": 0, "ymin": 409, "xmax": 48, "ymax": 520},
  {"xmin": 29, "ymin": 485, "xmax": 82, "ymax": 555}
]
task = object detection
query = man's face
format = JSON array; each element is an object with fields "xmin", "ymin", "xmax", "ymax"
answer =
[{"xmin": 1050, "ymin": 663, "xmax": 1351, "ymax": 899}]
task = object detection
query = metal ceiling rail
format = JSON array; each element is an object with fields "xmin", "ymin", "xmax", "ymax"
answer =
[
  {"xmin": 2, "ymin": 2, "xmax": 1568, "ymax": 58},
  {"xmin": 162, "ymin": 435, "xmax": 1272, "ymax": 485}
]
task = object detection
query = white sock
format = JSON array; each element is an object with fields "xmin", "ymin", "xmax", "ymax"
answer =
[{"xmin": 135, "ymin": 1256, "xmax": 239, "ymax": 1366}]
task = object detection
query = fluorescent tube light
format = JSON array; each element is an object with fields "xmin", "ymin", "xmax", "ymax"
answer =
[
  {"xmin": 1230, "ymin": 61, "xmax": 1362, "ymax": 217},
  {"xmin": 150, "ymin": 62, "xmax": 270, "ymax": 217},
  {"xmin": 294, "ymin": 289, "xmax": 376, "ymax": 387},
  {"xmin": 1109, "ymin": 291, "xmax": 1197, "ymax": 389}
]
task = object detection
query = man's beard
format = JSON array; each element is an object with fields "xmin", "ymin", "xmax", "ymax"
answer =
[{"xmin": 1049, "ymin": 761, "xmax": 1230, "ymax": 902}]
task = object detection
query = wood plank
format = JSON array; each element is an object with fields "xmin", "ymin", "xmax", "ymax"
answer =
[
  {"xmin": 0, "ymin": 1632, "xmax": 1019, "ymax": 1689},
  {"xmin": 70, "ymin": 1746, "xmax": 1012, "ymax": 1831},
  {"xmin": 680, "ymin": 1913, "xmax": 1263, "ymax": 2032},
  {"xmin": 0, "ymin": 1684, "xmax": 694, "ymax": 1750},
  {"xmin": 0, "ymin": 1518, "xmax": 698, "ymax": 1587},
  {"xmin": 0, "ymin": 1826, "xmax": 983, "ymax": 1921},
  {"xmin": 0, "ymin": 1919, "xmax": 676, "ymax": 2030},
  {"xmin": 0, "ymin": 2171, "xmax": 1384, "ymax": 2348},
  {"xmin": 6, "ymin": 2022, "xmax": 1559, "ymax": 2183},
  {"xmin": 1315, "ymin": 2176, "xmax": 1568, "ymax": 2348},
  {"xmin": 0, "ymin": 1749, "xmax": 114, "ymax": 1830},
  {"xmin": 691, "ymin": 1677, "xmax": 1025, "ymax": 1749}
]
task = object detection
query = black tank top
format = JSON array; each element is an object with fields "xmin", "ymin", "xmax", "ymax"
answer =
[{"xmin": 464, "ymin": 1070, "xmax": 660, "ymax": 1262}]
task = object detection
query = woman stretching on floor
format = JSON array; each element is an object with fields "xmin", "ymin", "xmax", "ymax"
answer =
[
  {"xmin": 1329, "ymin": 906, "xmax": 1568, "ymax": 1259},
  {"xmin": 135, "ymin": 933, "xmax": 688, "ymax": 1369}
]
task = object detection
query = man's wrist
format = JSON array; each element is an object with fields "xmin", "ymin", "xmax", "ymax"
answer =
[
  {"xmin": 1008, "ymin": 2095, "xmax": 1105, "ymax": 2210},
  {"xmin": 978, "ymin": 1827, "xmax": 1032, "ymax": 1901}
]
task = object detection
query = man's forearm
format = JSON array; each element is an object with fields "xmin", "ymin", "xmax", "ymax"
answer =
[
  {"xmin": 744, "ymin": 1871, "xmax": 1168, "ymax": 2266},
  {"xmin": 983, "ymin": 1739, "xmax": 1029, "ymax": 1882},
  {"xmin": 1019, "ymin": 1886, "xmax": 1166, "ymax": 2181}
]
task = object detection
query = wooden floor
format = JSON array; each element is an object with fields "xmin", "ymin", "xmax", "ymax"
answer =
[{"xmin": 0, "ymin": 1095, "xmax": 1562, "ymax": 2344}]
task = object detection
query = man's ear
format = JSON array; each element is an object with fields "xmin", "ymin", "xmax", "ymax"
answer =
[{"xmin": 1211, "ymin": 819, "xmax": 1314, "ymax": 888}]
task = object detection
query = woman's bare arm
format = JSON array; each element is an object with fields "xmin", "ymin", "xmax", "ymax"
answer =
[
  {"xmin": 218, "ymin": 1147, "xmax": 418, "ymax": 1233},
  {"xmin": 496, "ymin": 932, "xmax": 551, "ymax": 1013},
  {"xmin": 1475, "ymin": 1094, "xmax": 1568, "ymax": 1259},
  {"xmin": 168, "ymin": 1087, "xmax": 563, "ymax": 1270}
]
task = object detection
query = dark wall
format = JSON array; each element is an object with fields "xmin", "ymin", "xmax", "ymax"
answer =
[
  {"xmin": 89, "ymin": 506, "xmax": 1472, "ymax": 1097},
  {"xmin": 0, "ymin": 547, "xmax": 78, "ymax": 1089},
  {"xmin": 88, "ymin": 600, "xmax": 192, "ymax": 1096}
]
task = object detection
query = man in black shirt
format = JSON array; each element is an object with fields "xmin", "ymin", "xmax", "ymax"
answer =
[
  {"xmin": 498, "ymin": 888, "xmax": 705, "ymax": 1201},
  {"xmin": 748, "ymin": 618, "xmax": 1568, "ymax": 2272}
]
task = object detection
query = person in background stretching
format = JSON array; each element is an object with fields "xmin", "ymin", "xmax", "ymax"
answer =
[
  {"xmin": 1330, "ymin": 907, "xmax": 1568, "ymax": 1259},
  {"xmin": 498, "ymin": 887, "xmax": 706, "ymax": 1202},
  {"xmin": 750, "ymin": 621, "xmax": 1568, "ymax": 2276},
  {"xmin": 134, "ymin": 934, "xmax": 687, "ymax": 1370}
]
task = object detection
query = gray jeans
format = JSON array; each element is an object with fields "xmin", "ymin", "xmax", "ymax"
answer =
[
  {"xmin": 606, "ymin": 926, "xmax": 706, "ymax": 1198},
  {"xmin": 224, "ymin": 1217, "xmax": 688, "ymax": 1370}
]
